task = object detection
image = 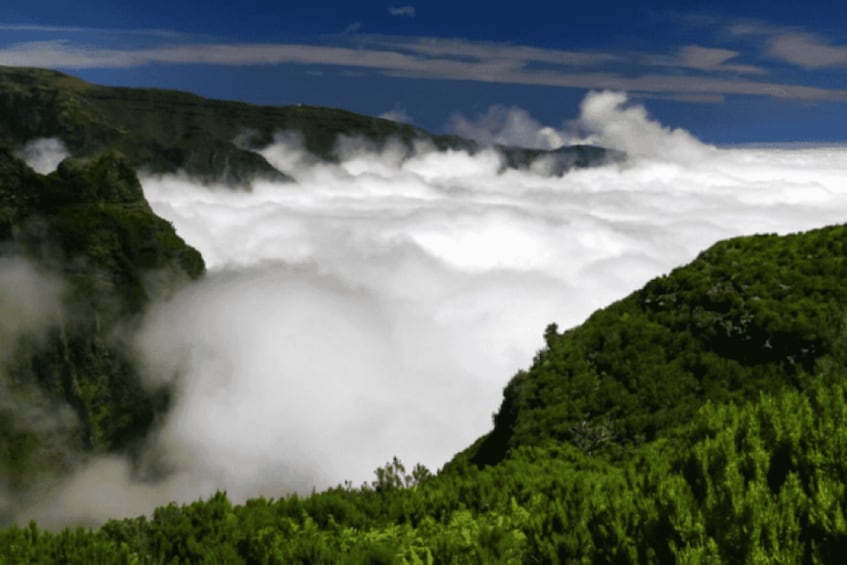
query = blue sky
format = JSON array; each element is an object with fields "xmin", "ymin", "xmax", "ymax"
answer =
[{"xmin": 1, "ymin": 1, "xmax": 847, "ymax": 144}]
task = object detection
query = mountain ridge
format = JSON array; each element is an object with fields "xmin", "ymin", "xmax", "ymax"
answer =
[{"xmin": 0, "ymin": 66, "xmax": 618, "ymax": 184}]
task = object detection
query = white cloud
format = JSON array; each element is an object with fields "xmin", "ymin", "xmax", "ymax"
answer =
[
  {"xmin": 368, "ymin": 35, "xmax": 622, "ymax": 67},
  {"xmin": 0, "ymin": 22, "xmax": 194, "ymax": 39},
  {"xmin": 0, "ymin": 40, "xmax": 138, "ymax": 68},
  {"xmin": 724, "ymin": 20, "xmax": 847, "ymax": 69},
  {"xmin": 768, "ymin": 33, "xmax": 847, "ymax": 68},
  {"xmin": 22, "ymin": 92, "xmax": 847, "ymax": 525},
  {"xmin": 579, "ymin": 90, "xmax": 714, "ymax": 162},
  {"xmin": 669, "ymin": 45, "xmax": 765, "ymax": 74},
  {"xmin": 15, "ymin": 137, "xmax": 69, "ymax": 174},
  {"xmin": 0, "ymin": 257, "xmax": 63, "ymax": 357},
  {"xmin": 638, "ymin": 92, "xmax": 726, "ymax": 104},
  {"xmin": 449, "ymin": 105, "xmax": 580, "ymax": 149}
]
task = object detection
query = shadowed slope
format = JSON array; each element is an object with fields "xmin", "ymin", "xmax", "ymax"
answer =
[{"xmin": 0, "ymin": 149, "xmax": 203, "ymax": 515}]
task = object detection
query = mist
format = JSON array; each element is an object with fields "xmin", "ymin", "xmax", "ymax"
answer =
[
  {"xmin": 0, "ymin": 257, "xmax": 63, "ymax": 357},
  {"xmin": 20, "ymin": 91, "xmax": 847, "ymax": 525},
  {"xmin": 15, "ymin": 137, "xmax": 69, "ymax": 174},
  {"xmin": 0, "ymin": 258, "xmax": 75, "ymax": 523}
]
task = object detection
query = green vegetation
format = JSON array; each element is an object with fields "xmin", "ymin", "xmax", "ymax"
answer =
[
  {"xmin": 0, "ymin": 149, "xmax": 203, "ymax": 510},
  {"xmin": 464, "ymin": 224, "xmax": 847, "ymax": 468},
  {"xmin": 3, "ymin": 377, "xmax": 847, "ymax": 562},
  {"xmin": 0, "ymin": 66, "xmax": 616, "ymax": 184}
]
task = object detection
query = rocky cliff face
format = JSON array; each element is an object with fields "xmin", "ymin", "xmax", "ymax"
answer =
[{"xmin": 0, "ymin": 149, "xmax": 203, "ymax": 517}]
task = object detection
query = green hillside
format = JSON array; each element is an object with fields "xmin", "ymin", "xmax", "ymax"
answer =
[
  {"xmin": 463, "ymin": 224, "xmax": 847, "ymax": 468},
  {"xmin": 0, "ymin": 67, "xmax": 616, "ymax": 184}
]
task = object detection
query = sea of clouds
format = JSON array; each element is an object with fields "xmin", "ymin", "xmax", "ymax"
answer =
[{"xmin": 17, "ymin": 91, "xmax": 847, "ymax": 526}]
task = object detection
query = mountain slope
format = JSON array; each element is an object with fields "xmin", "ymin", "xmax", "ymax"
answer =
[{"xmin": 0, "ymin": 66, "xmax": 617, "ymax": 184}]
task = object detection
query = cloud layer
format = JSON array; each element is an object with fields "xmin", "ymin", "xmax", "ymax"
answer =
[{"xmin": 23, "ymin": 91, "xmax": 847, "ymax": 525}]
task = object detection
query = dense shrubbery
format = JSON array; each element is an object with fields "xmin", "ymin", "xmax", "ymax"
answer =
[{"xmin": 3, "ymin": 377, "xmax": 847, "ymax": 562}]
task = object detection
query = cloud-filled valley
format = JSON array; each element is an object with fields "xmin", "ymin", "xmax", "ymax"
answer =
[{"xmin": 19, "ymin": 91, "xmax": 847, "ymax": 526}]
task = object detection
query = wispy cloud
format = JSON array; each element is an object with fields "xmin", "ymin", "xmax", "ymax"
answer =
[
  {"xmin": 725, "ymin": 19, "xmax": 785, "ymax": 38},
  {"xmin": 367, "ymin": 35, "xmax": 619, "ymax": 67},
  {"xmin": 767, "ymin": 33, "xmax": 847, "ymax": 69},
  {"xmin": 724, "ymin": 19, "xmax": 847, "ymax": 69},
  {"xmin": 1, "ymin": 30, "xmax": 845, "ymax": 102},
  {"xmin": 388, "ymin": 6, "xmax": 415, "ymax": 17},
  {"xmin": 0, "ymin": 40, "xmax": 139, "ymax": 68},
  {"xmin": 659, "ymin": 45, "xmax": 766, "ymax": 74},
  {"xmin": 0, "ymin": 22, "xmax": 197, "ymax": 39},
  {"xmin": 638, "ymin": 92, "xmax": 727, "ymax": 104}
]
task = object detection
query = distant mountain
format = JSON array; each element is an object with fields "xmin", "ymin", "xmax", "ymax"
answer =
[{"xmin": 0, "ymin": 66, "xmax": 617, "ymax": 184}]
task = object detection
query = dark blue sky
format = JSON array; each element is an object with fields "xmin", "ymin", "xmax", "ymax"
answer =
[{"xmin": 1, "ymin": 1, "xmax": 846, "ymax": 144}]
